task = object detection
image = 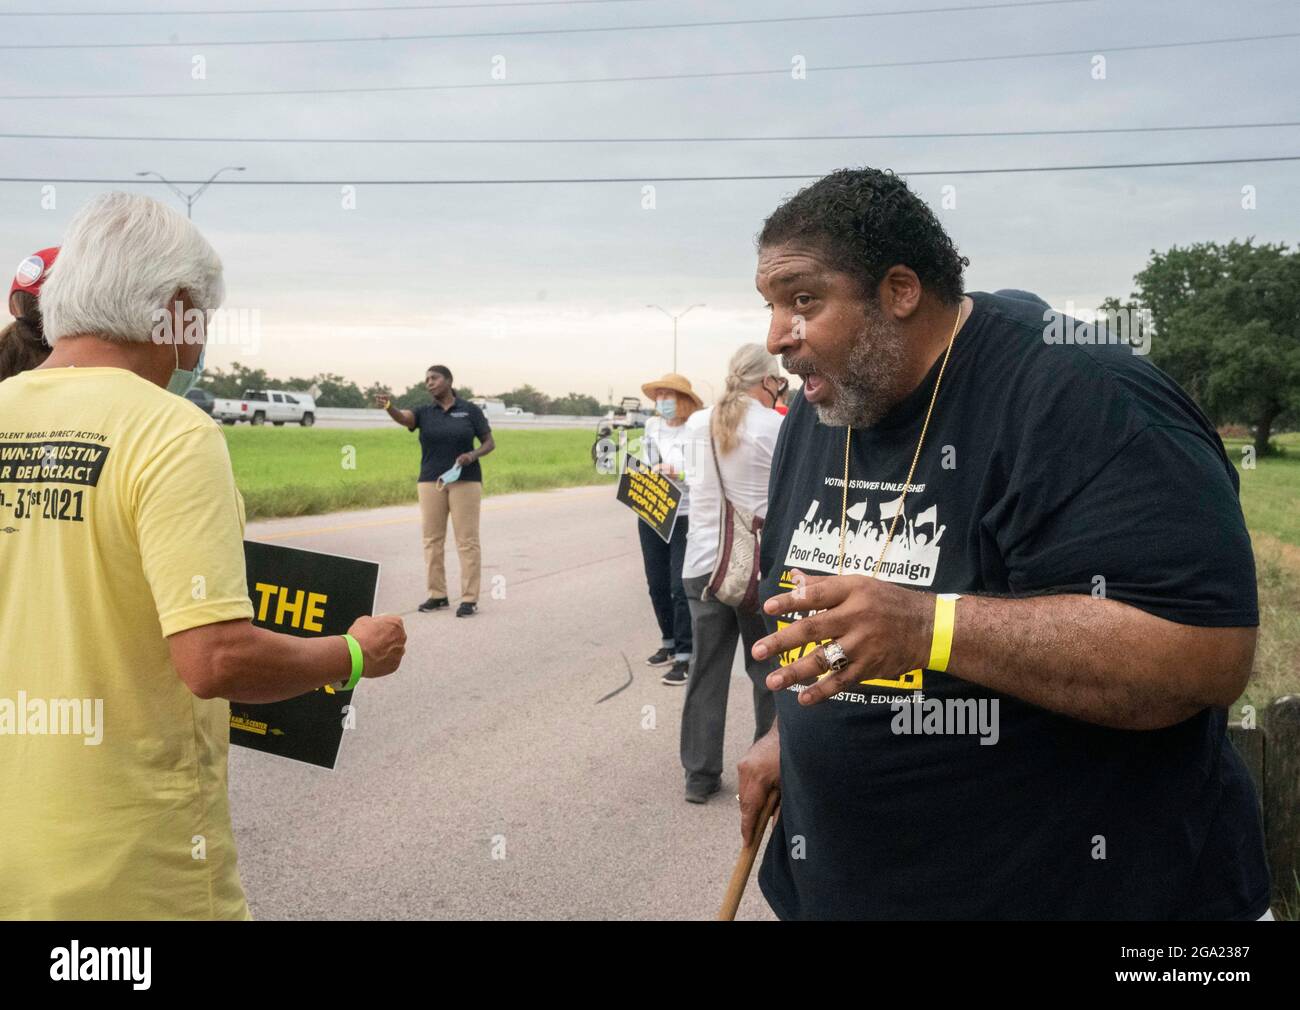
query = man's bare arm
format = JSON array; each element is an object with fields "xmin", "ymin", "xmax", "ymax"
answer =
[
  {"xmin": 944, "ymin": 593, "xmax": 1254, "ymax": 729},
  {"xmin": 169, "ymin": 615, "xmax": 406, "ymax": 703},
  {"xmin": 754, "ymin": 575, "xmax": 1255, "ymax": 730}
]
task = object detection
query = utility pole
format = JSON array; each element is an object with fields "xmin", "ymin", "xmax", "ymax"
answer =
[
  {"xmin": 647, "ymin": 303, "xmax": 705, "ymax": 373},
  {"xmin": 135, "ymin": 166, "xmax": 246, "ymax": 219}
]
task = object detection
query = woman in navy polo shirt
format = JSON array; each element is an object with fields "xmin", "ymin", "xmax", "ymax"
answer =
[{"xmin": 378, "ymin": 365, "xmax": 495, "ymax": 617}]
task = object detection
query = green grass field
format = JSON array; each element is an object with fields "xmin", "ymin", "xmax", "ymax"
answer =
[
  {"xmin": 1228, "ymin": 432, "xmax": 1300, "ymax": 920},
  {"xmin": 1224, "ymin": 432, "xmax": 1300, "ymax": 711},
  {"xmin": 1232, "ymin": 432, "xmax": 1300, "ymax": 550},
  {"xmin": 222, "ymin": 426, "xmax": 613, "ymax": 519}
]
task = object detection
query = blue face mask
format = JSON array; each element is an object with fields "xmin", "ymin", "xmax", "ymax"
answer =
[
  {"xmin": 656, "ymin": 397, "xmax": 677, "ymax": 420},
  {"xmin": 166, "ymin": 342, "xmax": 206, "ymax": 397}
]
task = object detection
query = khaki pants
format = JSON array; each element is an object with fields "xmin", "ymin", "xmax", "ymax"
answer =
[{"xmin": 417, "ymin": 480, "xmax": 482, "ymax": 603}]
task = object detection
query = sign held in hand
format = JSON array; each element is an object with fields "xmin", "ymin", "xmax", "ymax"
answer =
[
  {"xmin": 229, "ymin": 541, "xmax": 380, "ymax": 770},
  {"xmin": 616, "ymin": 454, "xmax": 682, "ymax": 543}
]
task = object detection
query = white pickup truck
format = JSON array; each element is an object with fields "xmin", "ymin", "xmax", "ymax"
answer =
[{"xmin": 212, "ymin": 389, "xmax": 317, "ymax": 427}]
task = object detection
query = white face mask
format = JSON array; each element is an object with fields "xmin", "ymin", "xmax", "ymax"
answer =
[{"xmin": 656, "ymin": 396, "xmax": 677, "ymax": 420}]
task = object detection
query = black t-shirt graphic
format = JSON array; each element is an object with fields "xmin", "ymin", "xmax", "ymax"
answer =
[
  {"xmin": 413, "ymin": 397, "xmax": 492, "ymax": 483},
  {"xmin": 757, "ymin": 291, "xmax": 1270, "ymax": 920}
]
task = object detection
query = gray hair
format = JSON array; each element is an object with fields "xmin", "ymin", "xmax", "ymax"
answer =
[
  {"xmin": 41, "ymin": 192, "xmax": 225, "ymax": 345},
  {"xmin": 712, "ymin": 342, "xmax": 779, "ymax": 453}
]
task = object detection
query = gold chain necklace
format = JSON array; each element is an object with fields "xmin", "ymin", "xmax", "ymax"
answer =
[{"xmin": 836, "ymin": 302, "xmax": 964, "ymax": 576}]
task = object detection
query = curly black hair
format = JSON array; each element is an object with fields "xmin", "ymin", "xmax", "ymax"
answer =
[{"xmin": 758, "ymin": 167, "xmax": 969, "ymax": 305}]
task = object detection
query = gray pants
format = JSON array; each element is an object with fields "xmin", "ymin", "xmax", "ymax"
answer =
[{"xmin": 681, "ymin": 574, "xmax": 778, "ymax": 791}]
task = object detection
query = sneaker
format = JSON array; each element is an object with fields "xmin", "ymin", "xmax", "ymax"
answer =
[
  {"xmin": 456, "ymin": 602, "xmax": 477, "ymax": 617},
  {"xmin": 645, "ymin": 647, "xmax": 674, "ymax": 667},
  {"xmin": 685, "ymin": 780, "xmax": 721, "ymax": 804},
  {"xmin": 661, "ymin": 660, "xmax": 689, "ymax": 686},
  {"xmin": 418, "ymin": 597, "xmax": 449, "ymax": 612}
]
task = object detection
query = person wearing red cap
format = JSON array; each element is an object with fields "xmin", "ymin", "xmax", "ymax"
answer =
[
  {"xmin": 0, "ymin": 246, "xmax": 58, "ymax": 381},
  {"xmin": 0, "ymin": 195, "xmax": 407, "ymax": 920}
]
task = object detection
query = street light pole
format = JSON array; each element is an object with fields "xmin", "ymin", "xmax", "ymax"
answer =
[
  {"xmin": 647, "ymin": 303, "xmax": 705, "ymax": 373},
  {"xmin": 135, "ymin": 166, "xmax": 246, "ymax": 218}
]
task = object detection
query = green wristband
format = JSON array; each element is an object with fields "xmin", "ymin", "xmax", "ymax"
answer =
[{"xmin": 341, "ymin": 634, "xmax": 364, "ymax": 690}]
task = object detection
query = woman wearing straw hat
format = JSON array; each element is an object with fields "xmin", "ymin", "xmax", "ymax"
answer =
[{"xmin": 637, "ymin": 372, "xmax": 702, "ymax": 686}]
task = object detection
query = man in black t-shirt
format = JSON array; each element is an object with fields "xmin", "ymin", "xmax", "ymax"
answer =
[
  {"xmin": 379, "ymin": 365, "xmax": 495, "ymax": 618},
  {"xmin": 736, "ymin": 167, "xmax": 1270, "ymax": 920}
]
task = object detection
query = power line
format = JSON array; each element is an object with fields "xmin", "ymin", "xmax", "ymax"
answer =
[
  {"xmin": 4, "ymin": 154, "xmax": 1298, "ymax": 185},
  {"xmin": 0, "ymin": 0, "xmax": 1099, "ymax": 50},
  {"xmin": 3, "ymin": 0, "xmax": 668, "ymax": 15},
  {"xmin": 3, "ymin": 28, "xmax": 1293, "ymax": 100},
  {"xmin": 4, "ymin": 120, "xmax": 1299, "ymax": 145}
]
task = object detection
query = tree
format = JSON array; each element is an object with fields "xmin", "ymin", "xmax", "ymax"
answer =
[
  {"xmin": 198, "ymin": 362, "xmax": 583, "ymax": 417},
  {"xmin": 305, "ymin": 372, "xmax": 366, "ymax": 408},
  {"xmin": 392, "ymin": 382, "xmax": 427, "ymax": 409},
  {"xmin": 549, "ymin": 391, "xmax": 602, "ymax": 416},
  {"xmin": 363, "ymin": 381, "xmax": 392, "ymax": 406},
  {"xmin": 1119, "ymin": 240, "xmax": 1300, "ymax": 455},
  {"xmin": 497, "ymin": 384, "xmax": 551, "ymax": 414},
  {"xmin": 198, "ymin": 361, "xmax": 268, "ymax": 398}
]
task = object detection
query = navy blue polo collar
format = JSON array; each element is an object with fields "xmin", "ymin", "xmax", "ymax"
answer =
[{"xmin": 431, "ymin": 395, "xmax": 466, "ymax": 414}]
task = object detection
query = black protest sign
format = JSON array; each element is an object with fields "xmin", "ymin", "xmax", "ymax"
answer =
[
  {"xmin": 229, "ymin": 541, "xmax": 379, "ymax": 770},
  {"xmin": 616, "ymin": 454, "xmax": 682, "ymax": 543}
]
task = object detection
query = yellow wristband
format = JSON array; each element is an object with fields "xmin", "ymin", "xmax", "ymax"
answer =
[{"xmin": 927, "ymin": 593, "xmax": 960, "ymax": 672}]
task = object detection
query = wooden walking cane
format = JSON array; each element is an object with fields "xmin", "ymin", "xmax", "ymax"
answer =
[{"xmin": 718, "ymin": 789, "xmax": 780, "ymax": 921}]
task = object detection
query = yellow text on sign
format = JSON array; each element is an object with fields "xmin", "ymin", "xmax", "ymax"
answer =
[{"xmin": 254, "ymin": 583, "xmax": 328, "ymax": 632}]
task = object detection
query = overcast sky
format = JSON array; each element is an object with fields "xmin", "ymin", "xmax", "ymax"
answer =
[{"xmin": 2, "ymin": 0, "xmax": 1297, "ymax": 403}]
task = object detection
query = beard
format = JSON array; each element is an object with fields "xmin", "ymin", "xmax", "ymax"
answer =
[{"xmin": 789, "ymin": 302, "xmax": 908, "ymax": 428}]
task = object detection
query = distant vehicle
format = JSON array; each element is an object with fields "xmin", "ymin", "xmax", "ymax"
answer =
[
  {"xmin": 185, "ymin": 388, "xmax": 215, "ymax": 416},
  {"xmin": 471, "ymin": 398, "xmax": 508, "ymax": 416},
  {"xmin": 596, "ymin": 396, "xmax": 648, "ymax": 437},
  {"xmin": 591, "ymin": 396, "xmax": 648, "ymax": 463},
  {"xmin": 503, "ymin": 405, "xmax": 525, "ymax": 416},
  {"xmin": 212, "ymin": 389, "xmax": 317, "ymax": 427}
]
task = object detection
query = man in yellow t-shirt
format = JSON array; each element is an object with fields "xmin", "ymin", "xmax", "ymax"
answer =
[{"xmin": 0, "ymin": 192, "xmax": 407, "ymax": 920}]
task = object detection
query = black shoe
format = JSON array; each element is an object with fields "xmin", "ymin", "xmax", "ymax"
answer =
[
  {"xmin": 685, "ymin": 780, "xmax": 721, "ymax": 805},
  {"xmin": 456, "ymin": 602, "xmax": 477, "ymax": 617},
  {"xmin": 645, "ymin": 647, "xmax": 674, "ymax": 667},
  {"xmin": 661, "ymin": 660, "xmax": 689, "ymax": 686},
  {"xmin": 418, "ymin": 597, "xmax": 449, "ymax": 612}
]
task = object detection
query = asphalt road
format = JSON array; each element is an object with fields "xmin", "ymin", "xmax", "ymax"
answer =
[{"xmin": 231, "ymin": 486, "xmax": 778, "ymax": 920}]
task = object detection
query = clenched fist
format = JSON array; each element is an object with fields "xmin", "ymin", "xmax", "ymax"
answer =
[{"xmin": 348, "ymin": 614, "xmax": 406, "ymax": 679}]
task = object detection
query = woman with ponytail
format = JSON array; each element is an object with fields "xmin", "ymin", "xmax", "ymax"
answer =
[
  {"xmin": 0, "ymin": 248, "xmax": 58, "ymax": 381},
  {"xmin": 677, "ymin": 343, "xmax": 787, "ymax": 804}
]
